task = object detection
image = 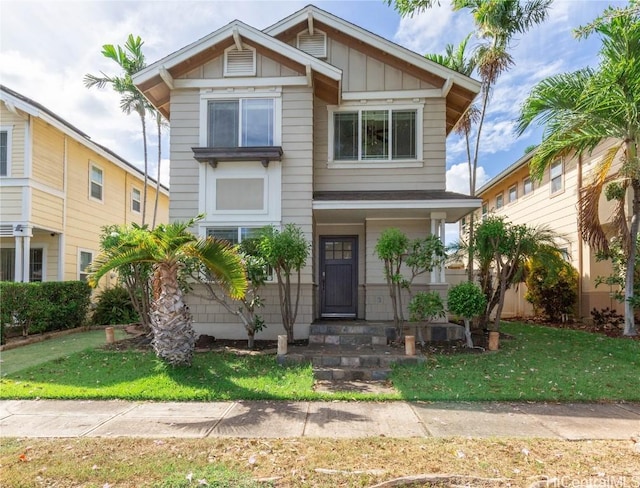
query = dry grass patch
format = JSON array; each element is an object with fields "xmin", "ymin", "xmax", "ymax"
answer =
[{"xmin": 1, "ymin": 437, "xmax": 639, "ymax": 487}]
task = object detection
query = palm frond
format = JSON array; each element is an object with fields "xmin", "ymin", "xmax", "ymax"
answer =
[{"xmin": 190, "ymin": 237, "xmax": 248, "ymax": 299}]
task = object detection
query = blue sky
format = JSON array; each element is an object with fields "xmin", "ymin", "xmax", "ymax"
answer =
[{"xmin": 0, "ymin": 0, "xmax": 621, "ymax": 199}]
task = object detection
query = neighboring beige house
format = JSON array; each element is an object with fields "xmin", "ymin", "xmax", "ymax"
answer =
[
  {"xmin": 133, "ymin": 5, "xmax": 481, "ymax": 339},
  {"xmin": 463, "ymin": 140, "xmax": 623, "ymax": 320},
  {"xmin": 0, "ymin": 85, "xmax": 169, "ymax": 285}
]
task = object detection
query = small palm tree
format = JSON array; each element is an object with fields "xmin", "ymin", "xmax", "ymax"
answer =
[
  {"xmin": 84, "ymin": 34, "xmax": 152, "ymax": 225},
  {"xmin": 517, "ymin": 3, "xmax": 640, "ymax": 336},
  {"xmin": 89, "ymin": 216, "xmax": 248, "ymax": 365}
]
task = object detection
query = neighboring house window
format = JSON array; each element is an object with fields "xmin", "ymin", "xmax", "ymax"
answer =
[
  {"xmin": 207, "ymin": 99, "xmax": 274, "ymax": 147},
  {"xmin": 461, "ymin": 217, "xmax": 467, "ymax": 233},
  {"xmin": 482, "ymin": 203, "xmax": 488, "ymax": 220},
  {"xmin": 29, "ymin": 248, "xmax": 43, "ymax": 282},
  {"xmin": 550, "ymin": 160, "xmax": 563, "ymax": 194},
  {"xmin": 89, "ymin": 163, "xmax": 103, "ymax": 202},
  {"xmin": 0, "ymin": 128, "xmax": 11, "ymax": 177},
  {"xmin": 0, "ymin": 248, "xmax": 15, "ymax": 281},
  {"xmin": 297, "ymin": 29, "xmax": 327, "ymax": 58},
  {"xmin": 523, "ymin": 177, "xmax": 533, "ymax": 196},
  {"xmin": 508, "ymin": 185, "xmax": 518, "ymax": 203},
  {"xmin": 332, "ymin": 108, "xmax": 418, "ymax": 162},
  {"xmin": 132, "ymin": 187, "xmax": 141, "ymax": 213},
  {"xmin": 495, "ymin": 193, "xmax": 503, "ymax": 209},
  {"xmin": 559, "ymin": 247, "xmax": 570, "ymax": 262},
  {"xmin": 224, "ymin": 45, "xmax": 256, "ymax": 77},
  {"xmin": 79, "ymin": 251, "xmax": 93, "ymax": 282}
]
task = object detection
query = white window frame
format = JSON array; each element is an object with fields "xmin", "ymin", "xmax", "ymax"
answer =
[
  {"xmin": 206, "ymin": 226, "xmax": 274, "ymax": 281},
  {"xmin": 495, "ymin": 192, "xmax": 503, "ymax": 209},
  {"xmin": 0, "ymin": 126, "xmax": 13, "ymax": 177},
  {"xmin": 89, "ymin": 162, "xmax": 104, "ymax": 203},
  {"xmin": 327, "ymin": 101, "xmax": 424, "ymax": 169},
  {"xmin": 78, "ymin": 249, "xmax": 94, "ymax": 282},
  {"xmin": 481, "ymin": 203, "xmax": 488, "ymax": 221},
  {"xmin": 199, "ymin": 88, "xmax": 282, "ymax": 148},
  {"xmin": 523, "ymin": 176, "xmax": 533, "ymax": 196},
  {"xmin": 223, "ymin": 45, "xmax": 257, "ymax": 77},
  {"xmin": 29, "ymin": 246, "xmax": 46, "ymax": 282},
  {"xmin": 508, "ymin": 184, "xmax": 518, "ymax": 203},
  {"xmin": 131, "ymin": 187, "xmax": 141, "ymax": 214},
  {"xmin": 550, "ymin": 160, "xmax": 563, "ymax": 195}
]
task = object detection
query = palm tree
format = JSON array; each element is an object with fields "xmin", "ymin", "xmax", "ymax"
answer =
[
  {"xmin": 392, "ymin": 0, "xmax": 551, "ymax": 282},
  {"xmin": 84, "ymin": 34, "xmax": 151, "ymax": 225},
  {"xmin": 151, "ymin": 112, "xmax": 168, "ymax": 229},
  {"xmin": 89, "ymin": 216, "xmax": 248, "ymax": 365},
  {"xmin": 517, "ymin": 4, "xmax": 640, "ymax": 336}
]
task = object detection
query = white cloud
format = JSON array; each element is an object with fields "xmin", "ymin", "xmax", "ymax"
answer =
[{"xmin": 446, "ymin": 162, "xmax": 489, "ymax": 195}]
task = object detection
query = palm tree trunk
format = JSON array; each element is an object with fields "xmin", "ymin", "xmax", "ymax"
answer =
[
  {"xmin": 149, "ymin": 262, "xmax": 195, "ymax": 365},
  {"xmin": 152, "ymin": 113, "xmax": 161, "ymax": 229},
  {"xmin": 624, "ymin": 175, "xmax": 639, "ymax": 336},
  {"xmin": 139, "ymin": 113, "xmax": 149, "ymax": 226}
]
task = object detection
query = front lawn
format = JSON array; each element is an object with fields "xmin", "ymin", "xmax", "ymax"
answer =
[{"xmin": 1, "ymin": 322, "xmax": 638, "ymax": 402}]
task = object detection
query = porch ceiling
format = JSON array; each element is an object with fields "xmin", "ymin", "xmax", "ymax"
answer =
[{"xmin": 312, "ymin": 190, "xmax": 481, "ymax": 224}]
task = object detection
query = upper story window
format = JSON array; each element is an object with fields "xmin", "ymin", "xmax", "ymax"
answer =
[
  {"xmin": 332, "ymin": 107, "xmax": 418, "ymax": 163},
  {"xmin": 297, "ymin": 29, "xmax": 327, "ymax": 58},
  {"xmin": 523, "ymin": 177, "xmax": 533, "ymax": 196},
  {"xmin": 89, "ymin": 163, "xmax": 103, "ymax": 202},
  {"xmin": 461, "ymin": 216, "xmax": 467, "ymax": 233},
  {"xmin": 495, "ymin": 193, "xmax": 503, "ymax": 209},
  {"xmin": 224, "ymin": 45, "xmax": 256, "ymax": 77},
  {"xmin": 132, "ymin": 187, "xmax": 141, "ymax": 213},
  {"xmin": 79, "ymin": 250, "xmax": 93, "ymax": 282},
  {"xmin": 550, "ymin": 160, "xmax": 563, "ymax": 194},
  {"xmin": 481, "ymin": 203, "xmax": 488, "ymax": 220},
  {"xmin": 0, "ymin": 127, "xmax": 12, "ymax": 177},
  {"xmin": 208, "ymin": 99, "xmax": 274, "ymax": 147},
  {"xmin": 508, "ymin": 184, "xmax": 518, "ymax": 203}
]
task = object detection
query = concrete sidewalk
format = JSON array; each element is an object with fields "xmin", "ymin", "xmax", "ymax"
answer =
[{"xmin": 1, "ymin": 400, "xmax": 639, "ymax": 440}]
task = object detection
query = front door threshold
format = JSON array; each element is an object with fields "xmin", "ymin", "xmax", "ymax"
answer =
[{"xmin": 321, "ymin": 314, "xmax": 357, "ymax": 319}]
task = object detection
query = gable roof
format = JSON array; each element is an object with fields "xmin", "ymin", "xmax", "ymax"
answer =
[
  {"xmin": 133, "ymin": 19, "xmax": 343, "ymax": 118},
  {"xmin": 0, "ymin": 85, "xmax": 169, "ymax": 194},
  {"xmin": 265, "ymin": 5, "xmax": 481, "ymax": 133}
]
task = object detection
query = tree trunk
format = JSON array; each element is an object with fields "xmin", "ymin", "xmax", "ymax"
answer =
[
  {"xmin": 152, "ymin": 114, "xmax": 161, "ymax": 230},
  {"xmin": 464, "ymin": 318, "xmax": 474, "ymax": 348},
  {"xmin": 139, "ymin": 113, "xmax": 149, "ymax": 226},
  {"xmin": 149, "ymin": 262, "xmax": 195, "ymax": 366},
  {"xmin": 624, "ymin": 176, "xmax": 639, "ymax": 336}
]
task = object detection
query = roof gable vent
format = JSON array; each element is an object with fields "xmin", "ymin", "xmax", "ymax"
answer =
[
  {"xmin": 297, "ymin": 29, "xmax": 327, "ymax": 58},
  {"xmin": 224, "ymin": 46, "xmax": 256, "ymax": 77}
]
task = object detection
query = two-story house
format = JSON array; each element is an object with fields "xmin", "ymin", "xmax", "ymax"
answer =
[
  {"xmin": 465, "ymin": 140, "xmax": 622, "ymax": 320},
  {"xmin": 133, "ymin": 5, "xmax": 481, "ymax": 340},
  {"xmin": 0, "ymin": 85, "xmax": 169, "ymax": 285}
]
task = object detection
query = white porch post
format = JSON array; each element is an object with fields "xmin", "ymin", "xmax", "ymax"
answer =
[
  {"xmin": 440, "ymin": 218, "xmax": 446, "ymax": 283},
  {"xmin": 22, "ymin": 234, "xmax": 31, "ymax": 282},
  {"xmin": 430, "ymin": 212, "xmax": 447, "ymax": 284},
  {"xmin": 14, "ymin": 235, "xmax": 23, "ymax": 282},
  {"xmin": 430, "ymin": 218, "xmax": 437, "ymax": 284}
]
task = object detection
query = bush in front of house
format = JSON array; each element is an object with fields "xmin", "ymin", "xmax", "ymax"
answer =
[
  {"xmin": 92, "ymin": 286, "xmax": 139, "ymax": 325},
  {"xmin": 0, "ymin": 281, "xmax": 92, "ymax": 343}
]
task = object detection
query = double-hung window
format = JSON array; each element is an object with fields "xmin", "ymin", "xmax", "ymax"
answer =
[
  {"xmin": 207, "ymin": 227, "xmax": 273, "ymax": 280},
  {"xmin": 523, "ymin": 177, "xmax": 533, "ymax": 196},
  {"xmin": 89, "ymin": 163, "xmax": 103, "ymax": 202},
  {"xmin": 550, "ymin": 160, "xmax": 563, "ymax": 194},
  {"xmin": 208, "ymin": 99, "xmax": 274, "ymax": 147},
  {"xmin": 79, "ymin": 251, "xmax": 93, "ymax": 282},
  {"xmin": 495, "ymin": 193, "xmax": 503, "ymax": 209},
  {"xmin": 0, "ymin": 129, "xmax": 10, "ymax": 177},
  {"xmin": 131, "ymin": 188, "xmax": 141, "ymax": 213},
  {"xmin": 508, "ymin": 185, "xmax": 518, "ymax": 203},
  {"xmin": 333, "ymin": 107, "xmax": 418, "ymax": 162}
]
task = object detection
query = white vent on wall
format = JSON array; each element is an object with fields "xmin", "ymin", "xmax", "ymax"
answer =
[
  {"xmin": 224, "ymin": 46, "xmax": 256, "ymax": 77},
  {"xmin": 297, "ymin": 29, "xmax": 327, "ymax": 58},
  {"xmin": 0, "ymin": 225, "xmax": 13, "ymax": 237}
]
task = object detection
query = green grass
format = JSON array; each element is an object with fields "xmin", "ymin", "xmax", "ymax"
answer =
[
  {"xmin": 1, "ymin": 322, "xmax": 638, "ymax": 402},
  {"xmin": 0, "ymin": 328, "xmax": 127, "ymax": 376}
]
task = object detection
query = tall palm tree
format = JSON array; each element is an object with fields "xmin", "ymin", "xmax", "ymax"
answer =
[
  {"xmin": 392, "ymin": 0, "xmax": 551, "ymax": 282},
  {"xmin": 151, "ymin": 111, "xmax": 168, "ymax": 229},
  {"xmin": 517, "ymin": 4, "xmax": 640, "ymax": 336},
  {"xmin": 84, "ymin": 34, "xmax": 151, "ymax": 225},
  {"xmin": 89, "ymin": 216, "xmax": 248, "ymax": 365}
]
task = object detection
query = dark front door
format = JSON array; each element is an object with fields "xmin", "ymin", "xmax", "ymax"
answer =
[{"xmin": 320, "ymin": 236, "xmax": 358, "ymax": 318}]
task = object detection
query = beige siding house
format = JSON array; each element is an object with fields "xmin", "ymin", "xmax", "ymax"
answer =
[
  {"xmin": 133, "ymin": 5, "xmax": 481, "ymax": 339},
  {"xmin": 464, "ymin": 140, "xmax": 622, "ymax": 320},
  {"xmin": 0, "ymin": 85, "xmax": 170, "ymax": 285}
]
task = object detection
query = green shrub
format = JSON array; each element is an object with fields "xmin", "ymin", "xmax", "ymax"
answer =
[
  {"xmin": 408, "ymin": 291, "xmax": 445, "ymax": 322},
  {"xmin": 447, "ymin": 281, "xmax": 487, "ymax": 320},
  {"xmin": 525, "ymin": 250, "xmax": 578, "ymax": 321},
  {"xmin": 93, "ymin": 286, "xmax": 139, "ymax": 325}
]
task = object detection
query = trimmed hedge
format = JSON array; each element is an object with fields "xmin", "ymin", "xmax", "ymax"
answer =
[{"xmin": 0, "ymin": 281, "xmax": 92, "ymax": 344}]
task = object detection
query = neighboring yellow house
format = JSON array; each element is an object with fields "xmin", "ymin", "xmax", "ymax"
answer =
[
  {"xmin": 462, "ymin": 140, "xmax": 622, "ymax": 320},
  {"xmin": 0, "ymin": 85, "xmax": 169, "ymax": 284}
]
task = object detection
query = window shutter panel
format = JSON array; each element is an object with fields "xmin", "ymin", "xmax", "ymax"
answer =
[{"xmin": 297, "ymin": 30, "xmax": 326, "ymax": 58}]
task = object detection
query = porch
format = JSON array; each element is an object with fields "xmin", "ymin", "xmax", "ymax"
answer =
[{"xmin": 279, "ymin": 320, "xmax": 464, "ymax": 380}]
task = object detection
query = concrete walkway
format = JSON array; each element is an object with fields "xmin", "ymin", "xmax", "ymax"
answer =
[{"xmin": 1, "ymin": 400, "xmax": 639, "ymax": 440}]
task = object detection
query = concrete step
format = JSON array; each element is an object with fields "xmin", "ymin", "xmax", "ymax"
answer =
[
  {"xmin": 309, "ymin": 322, "xmax": 396, "ymax": 338},
  {"xmin": 314, "ymin": 367, "xmax": 392, "ymax": 381}
]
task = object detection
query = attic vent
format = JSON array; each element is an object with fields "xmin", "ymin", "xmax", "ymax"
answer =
[
  {"xmin": 0, "ymin": 225, "xmax": 13, "ymax": 237},
  {"xmin": 297, "ymin": 29, "xmax": 327, "ymax": 58},
  {"xmin": 224, "ymin": 46, "xmax": 256, "ymax": 77}
]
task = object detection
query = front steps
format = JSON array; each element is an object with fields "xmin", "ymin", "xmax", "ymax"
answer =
[{"xmin": 279, "ymin": 321, "xmax": 426, "ymax": 381}]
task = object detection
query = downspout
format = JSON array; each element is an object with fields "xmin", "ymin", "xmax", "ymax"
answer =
[
  {"xmin": 59, "ymin": 136, "xmax": 68, "ymax": 280},
  {"xmin": 577, "ymin": 153, "xmax": 583, "ymax": 319}
]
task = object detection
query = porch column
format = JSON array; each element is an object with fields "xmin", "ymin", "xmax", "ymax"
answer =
[
  {"xmin": 430, "ymin": 218, "xmax": 437, "ymax": 284},
  {"xmin": 439, "ymin": 218, "xmax": 446, "ymax": 283},
  {"xmin": 430, "ymin": 212, "xmax": 447, "ymax": 284},
  {"xmin": 14, "ymin": 236, "xmax": 23, "ymax": 282},
  {"xmin": 22, "ymin": 234, "xmax": 31, "ymax": 282}
]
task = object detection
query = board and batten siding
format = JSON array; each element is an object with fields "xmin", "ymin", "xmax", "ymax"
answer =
[
  {"xmin": 313, "ymin": 97, "xmax": 447, "ymax": 192},
  {"xmin": 184, "ymin": 52, "xmax": 303, "ymax": 79},
  {"xmin": 0, "ymin": 105, "xmax": 26, "ymax": 177}
]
